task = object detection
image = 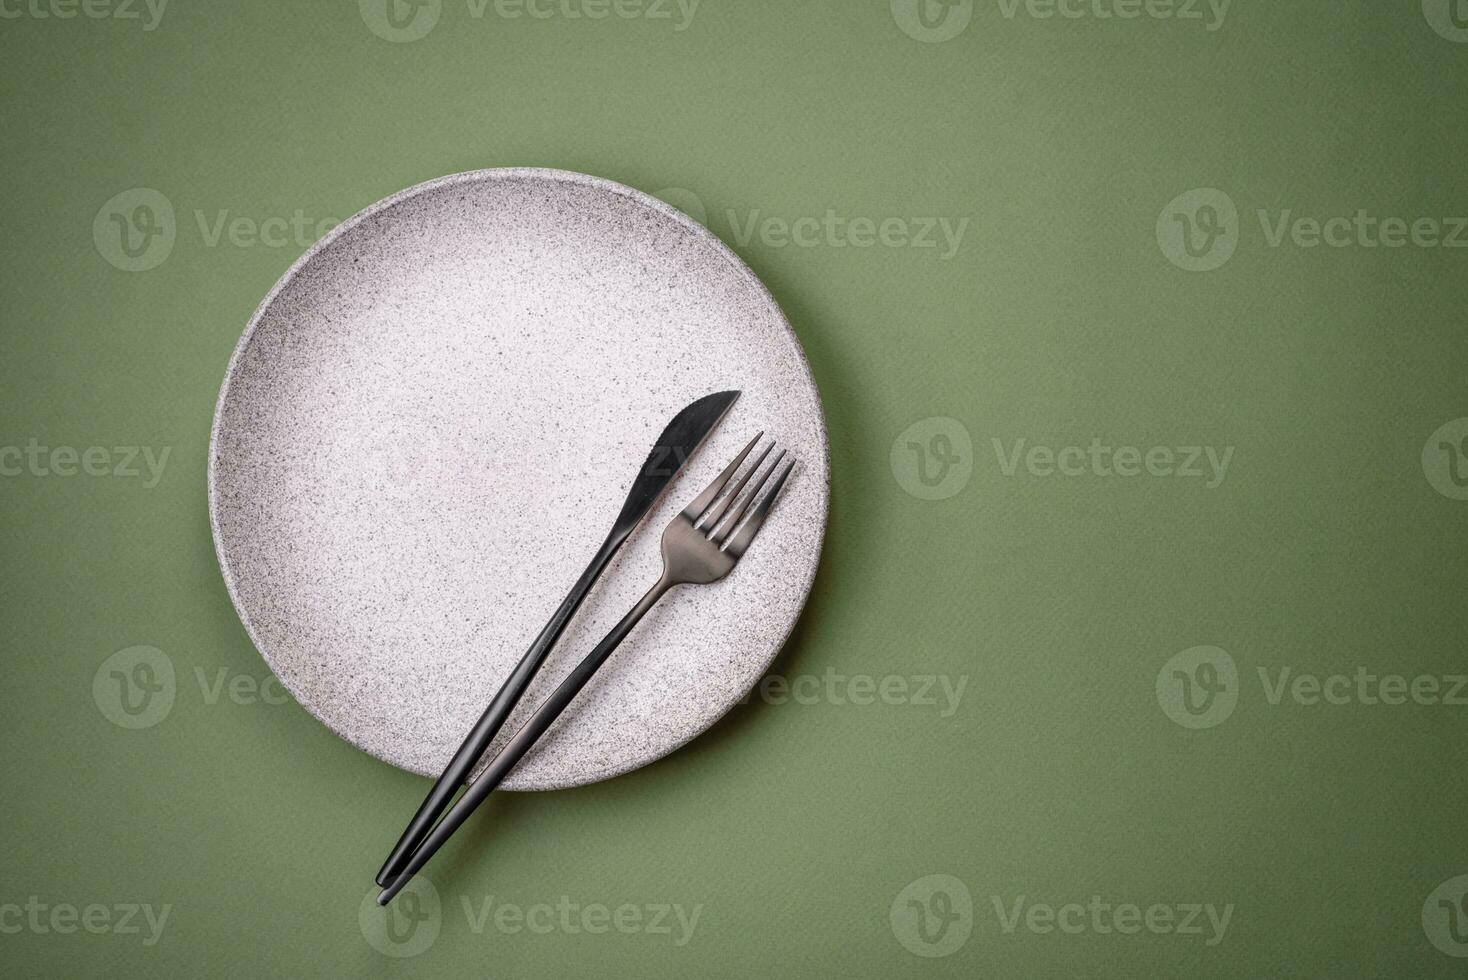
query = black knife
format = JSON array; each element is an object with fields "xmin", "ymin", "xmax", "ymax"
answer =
[{"xmin": 374, "ymin": 390, "xmax": 740, "ymax": 887}]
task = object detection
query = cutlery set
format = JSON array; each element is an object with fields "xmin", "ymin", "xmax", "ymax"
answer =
[{"xmin": 375, "ymin": 391, "xmax": 796, "ymax": 904}]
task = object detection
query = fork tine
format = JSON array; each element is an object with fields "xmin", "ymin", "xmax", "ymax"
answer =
[
  {"xmin": 722, "ymin": 458, "xmax": 795, "ymax": 557},
  {"xmin": 713, "ymin": 450, "xmax": 788, "ymax": 546},
  {"xmin": 710, "ymin": 449, "xmax": 785, "ymax": 543},
  {"xmin": 681, "ymin": 432, "xmax": 762, "ymax": 521},
  {"xmin": 697, "ymin": 441, "xmax": 773, "ymax": 531}
]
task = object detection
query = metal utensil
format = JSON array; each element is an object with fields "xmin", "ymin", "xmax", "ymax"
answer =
[
  {"xmin": 378, "ymin": 432, "xmax": 795, "ymax": 904},
  {"xmin": 374, "ymin": 390, "xmax": 740, "ymax": 888}
]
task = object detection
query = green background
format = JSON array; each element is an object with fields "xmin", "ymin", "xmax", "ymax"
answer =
[{"xmin": 3, "ymin": 0, "xmax": 1466, "ymax": 975}]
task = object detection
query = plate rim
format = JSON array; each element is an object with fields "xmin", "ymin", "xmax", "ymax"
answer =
[{"xmin": 207, "ymin": 167, "xmax": 830, "ymax": 790}]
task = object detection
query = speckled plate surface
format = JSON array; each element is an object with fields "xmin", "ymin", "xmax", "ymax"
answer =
[{"xmin": 208, "ymin": 168, "xmax": 828, "ymax": 790}]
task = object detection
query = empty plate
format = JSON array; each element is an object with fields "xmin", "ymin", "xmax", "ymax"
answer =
[{"xmin": 208, "ymin": 168, "xmax": 828, "ymax": 789}]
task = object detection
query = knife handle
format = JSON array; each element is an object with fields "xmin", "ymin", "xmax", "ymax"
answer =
[
  {"xmin": 373, "ymin": 529, "xmax": 623, "ymax": 887},
  {"xmin": 377, "ymin": 575, "xmax": 673, "ymax": 906}
]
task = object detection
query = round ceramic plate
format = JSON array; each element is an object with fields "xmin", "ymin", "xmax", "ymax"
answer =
[{"xmin": 208, "ymin": 169, "xmax": 828, "ymax": 790}]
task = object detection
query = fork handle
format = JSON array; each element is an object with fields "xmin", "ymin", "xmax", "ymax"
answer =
[{"xmin": 377, "ymin": 575, "xmax": 674, "ymax": 906}]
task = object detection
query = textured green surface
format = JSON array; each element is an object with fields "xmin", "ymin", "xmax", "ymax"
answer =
[{"xmin": 3, "ymin": 1, "xmax": 1467, "ymax": 976}]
